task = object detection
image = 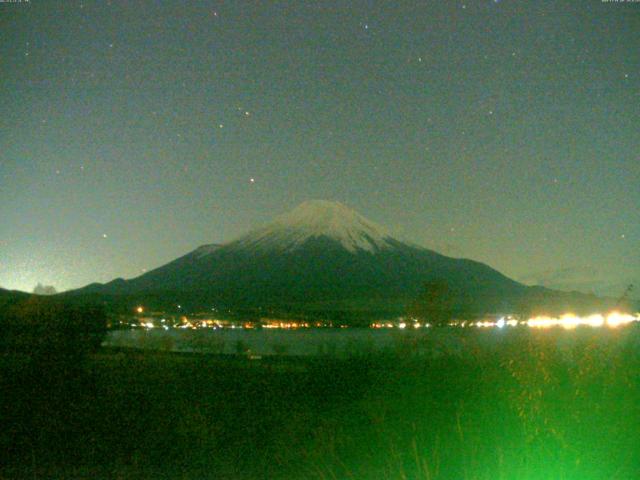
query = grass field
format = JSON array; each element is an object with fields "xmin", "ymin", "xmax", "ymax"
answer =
[{"xmin": 1, "ymin": 327, "xmax": 639, "ymax": 479}]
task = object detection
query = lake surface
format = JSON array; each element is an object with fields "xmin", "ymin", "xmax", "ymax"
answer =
[{"xmin": 104, "ymin": 325, "xmax": 640, "ymax": 358}]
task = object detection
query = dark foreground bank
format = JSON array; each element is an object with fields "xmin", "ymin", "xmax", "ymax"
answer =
[{"xmin": 1, "ymin": 328, "xmax": 639, "ymax": 479}]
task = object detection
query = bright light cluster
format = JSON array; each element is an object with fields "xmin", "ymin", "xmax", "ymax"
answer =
[
  {"xmin": 495, "ymin": 311, "xmax": 639, "ymax": 330},
  {"xmin": 369, "ymin": 312, "xmax": 640, "ymax": 330},
  {"xmin": 525, "ymin": 311, "xmax": 638, "ymax": 329}
]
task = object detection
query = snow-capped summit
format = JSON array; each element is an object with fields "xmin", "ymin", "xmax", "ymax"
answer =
[{"xmin": 231, "ymin": 200, "xmax": 395, "ymax": 253}]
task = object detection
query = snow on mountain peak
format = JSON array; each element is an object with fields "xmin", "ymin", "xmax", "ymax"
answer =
[
  {"xmin": 193, "ymin": 243, "xmax": 223, "ymax": 257},
  {"xmin": 233, "ymin": 200, "xmax": 396, "ymax": 253}
]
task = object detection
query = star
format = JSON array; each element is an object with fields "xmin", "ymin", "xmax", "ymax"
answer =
[
  {"xmin": 102, "ymin": 233, "xmax": 108, "ymax": 239},
  {"xmin": 219, "ymin": 124, "xmax": 224, "ymax": 128}
]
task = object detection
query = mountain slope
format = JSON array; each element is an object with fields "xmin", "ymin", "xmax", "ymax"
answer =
[{"xmin": 66, "ymin": 200, "xmax": 608, "ymax": 318}]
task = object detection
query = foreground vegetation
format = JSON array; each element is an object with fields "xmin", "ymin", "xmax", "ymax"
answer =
[{"xmin": 1, "ymin": 327, "xmax": 639, "ymax": 479}]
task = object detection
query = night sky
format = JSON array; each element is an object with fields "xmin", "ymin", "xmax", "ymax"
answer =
[{"xmin": 1, "ymin": 0, "xmax": 638, "ymax": 297}]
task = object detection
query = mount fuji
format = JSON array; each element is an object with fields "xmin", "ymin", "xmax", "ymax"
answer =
[{"xmin": 68, "ymin": 200, "xmax": 606, "ymax": 319}]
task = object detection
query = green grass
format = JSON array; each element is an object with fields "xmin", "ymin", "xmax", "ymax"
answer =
[{"xmin": 1, "ymin": 327, "xmax": 639, "ymax": 479}]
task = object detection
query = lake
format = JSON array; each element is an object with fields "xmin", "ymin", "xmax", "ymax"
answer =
[{"xmin": 103, "ymin": 324, "xmax": 640, "ymax": 358}]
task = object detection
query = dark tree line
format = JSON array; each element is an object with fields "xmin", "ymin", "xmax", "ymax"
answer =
[{"xmin": 0, "ymin": 295, "xmax": 107, "ymax": 358}]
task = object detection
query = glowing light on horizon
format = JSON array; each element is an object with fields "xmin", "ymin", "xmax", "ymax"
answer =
[
  {"xmin": 368, "ymin": 312, "xmax": 639, "ymax": 330},
  {"xmin": 605, "ymin": 311, "xmax": 637, "ymax": 327},
  {"xmin": 475, "ymin": 321, "xmax": 495, "ymax": 328},
  {"xmin": 526, "ymin": 311, "xmax": 638, "ymax": 330}
]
